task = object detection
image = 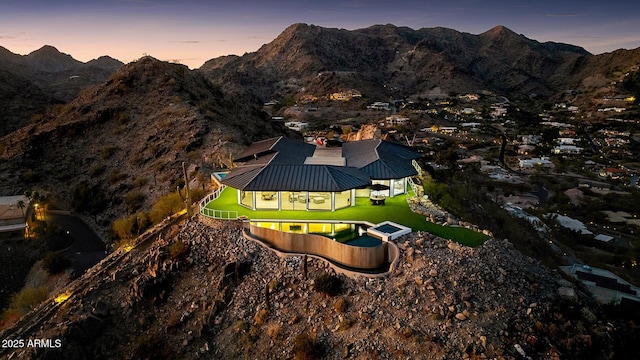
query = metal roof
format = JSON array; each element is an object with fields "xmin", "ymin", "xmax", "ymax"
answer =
[
  {"xmin": 342, "ymin": 139, "xmax": 421, "ymax": 179},
  {"xmin": 222, "ymin": 164, "xmax": 371, "ymax": 192},
  {"xmin": 234, "ymin": 136, "xmax": 315, "ymax": 165},
  {"xmin": 223, "ymin": 137, "xmax": 422, "ymax": 191}
]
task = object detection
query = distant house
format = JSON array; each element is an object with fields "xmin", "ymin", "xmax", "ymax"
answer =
[
  {"xmin": 284, "ymin": 121, "xmax": 309, "ymax": 132},
  {"xmin": 385, "ymin": 115, "xmax": 409, "ymax": 125},
  {"xmin": 600, "ymin": 167, "xmax": 628, "ymax": 179},
  {"xmin": 368, "ymin": 102, "xmax": 390, "ymax": 111},
  {"xmin": 561, "ymin": 264, "xmax": 640, "ymax": 304},
  {"xmin": 519, "ymin": 157, "xmax": 552, "ymax": 169},
  {"xmin": 438, "ymin": 126, "xmax": 458, "ymax": 135},
  {"xmin": 517, "ymin": 145, "xmax": 536, "ymax": 155},
  {"xmin": 552, "ymin": 145, "xmax": 583, "ymax": 155}
]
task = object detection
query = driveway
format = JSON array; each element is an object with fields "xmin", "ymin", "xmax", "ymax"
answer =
[{"xmin": 47, "ymin": 212, "xmax": 107, "ymax": 277}]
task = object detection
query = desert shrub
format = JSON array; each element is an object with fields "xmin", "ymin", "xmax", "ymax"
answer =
[
  {"xmin": 124, "ymin": 190, "xmax": 146, "ymax": 212},
  {"xmin": 168, "ymin": 239, "xmax": 188, "ymax": 259},
  {"xmin": 88, "ymin": 163, "xmax": 105, "ymax": 176},
  {"xmin": 108, "ymin": 170, "xmax": 127, "ymax": 184},
  {"xmin": 100, "ymin": 146, "xmax": 118, "ymax": 160},
  {"xmin": 149, "ymin": 192, "xmax": 184, "ymax": 224},
  {"xmin": 21, "ymin": 169, "xmax": 39, "ymax": 183},
  {"xmin": 336, "ymin": 314, "xmax": 355, "ymax": 331},
  {"xmin": 313, "ymin": 273, "xmax": 342, "ymax": 296},
  {"xmin": 334, "ymin": 297, "xmax": 349, "ymax": 313},
  {"xmin": 292, "ymin": 332, "xmax": 324, "ymax": 360},
  {"xmin": 7, "ymin": 287, "xmax": 48, "ymax": 314},
  {"xmin": 267, "ymin": 323, "xmax": 282, "ymax": 339},
  {"xmin": 254, "ymin": 308, "xmax": 269, "ymax": 326},
  {"xmin": 42, "ymin": 252, "xmax": 72, "ymax": 275},
  {"xmin": 113, "ymin": 212, "xmax": 148, "ymax": 240},
  {"xmin": 132, "ymin": 177, "xmax": 148, "ymax": 188}
]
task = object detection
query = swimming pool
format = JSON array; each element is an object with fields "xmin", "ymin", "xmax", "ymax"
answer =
[
  {"xmin": 343, "ymin": 235, "xmax": 382, "ymax": 247},
  {"xmin": 371, "ymin": 224, "xmax": 403, "ymax": 233},
  {"xmin": 367, "ymin": 221, "xmax": 412, "ymax": 241}
]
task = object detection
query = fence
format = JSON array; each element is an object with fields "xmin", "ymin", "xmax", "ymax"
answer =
[{"xmin": 198, "ymin": 185, "xmax": 239, "ymax": 220}]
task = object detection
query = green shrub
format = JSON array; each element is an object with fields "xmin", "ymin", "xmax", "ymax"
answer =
[
  {"xmin": 42, "ymin": 252, "xmax": 72, "ymax": 275},
  {"xmin": 313, "ymin": 273, "xmax": 342, "ymax": 296}
]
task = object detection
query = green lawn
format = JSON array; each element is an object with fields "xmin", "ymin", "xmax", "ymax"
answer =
[{"xmin": 204, "ymin": 187, "xmax": 488, "ymax": 247}]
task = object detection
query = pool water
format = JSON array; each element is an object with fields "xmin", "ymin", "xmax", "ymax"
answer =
[
  {"xmin": 372, "ymin": 224, "xmax": 402, "ymax": 233},
  {"xmin": 344, "ymin": 235, "xmax": 382, "ymax": 247}
]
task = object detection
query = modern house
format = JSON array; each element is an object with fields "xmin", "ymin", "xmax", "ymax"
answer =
[{"xmin": 220, "ymin": 136, "xmax": 422, "ymax": 211}]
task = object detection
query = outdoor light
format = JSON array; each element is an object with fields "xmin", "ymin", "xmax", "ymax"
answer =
[{"xmin": 54, "ymin": 291, "xmax": 72, "ymax": 304}]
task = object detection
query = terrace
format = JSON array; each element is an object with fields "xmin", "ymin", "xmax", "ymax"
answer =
[{"xmin": 201, "ymin": 186, "xmax": 488, "ymax": 247}]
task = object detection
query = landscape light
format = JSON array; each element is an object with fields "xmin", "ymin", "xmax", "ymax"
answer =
[{"xmin": 54, "ymin": 291, "xmax": 72, "ymax": 304}]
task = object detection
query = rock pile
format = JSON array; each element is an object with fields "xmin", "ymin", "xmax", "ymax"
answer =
[{"xmin": 5, "ymin": 217, "xmax": 618, "ymax": 360}]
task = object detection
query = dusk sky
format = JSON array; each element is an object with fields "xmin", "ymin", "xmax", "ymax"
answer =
[{"xmin": 1, "ymin": 0, "xmax": 639, "ymax": 69}]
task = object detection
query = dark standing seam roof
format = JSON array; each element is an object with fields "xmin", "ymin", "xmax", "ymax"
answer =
[
  {"xmin": 342, "ymin": 139, "xmax": 422, "ymax": 179},
  {"xmin": 234, "ymin": 136, "xmax": 316, "ymax": 164},
  {"xmin": 222, "ymin": 137, "xmax": 421, "ymax": 191},
  {"xmin": 223, "ymin": 164, "xmax": 371, "ymax": 192}
]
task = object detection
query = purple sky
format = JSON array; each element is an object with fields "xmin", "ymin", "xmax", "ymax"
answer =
[{"xmin": 1, "ymin": 0, "xmax": 639, "ymax": 68}]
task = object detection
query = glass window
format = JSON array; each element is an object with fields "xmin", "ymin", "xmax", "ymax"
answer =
[
  {"xmin": 257, "ymin": 191, "xmax": 279, "ymax": 209},
  {"xmin": 240, "ymin": 190, "xmax": 254, "ymax": 208},
  {"xmin": 335, "ymin": 190, "xmax": 351, "ymax": 209},
  {"xmin": 308, "ymin": 192, "xmax": 332, "ymax": 210}
]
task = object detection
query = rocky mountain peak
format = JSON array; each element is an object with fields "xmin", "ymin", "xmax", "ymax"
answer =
[{"xmin": 25, "ymin": 45, "xmax": 81, "ymax": 72}]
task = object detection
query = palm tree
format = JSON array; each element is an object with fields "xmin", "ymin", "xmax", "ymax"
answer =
[
  {"xmin": 16, "ymin": 199, "xmax": 27, "ymax": 238},
  {"xmin": 16, "ymin": 199, "xmax": 25, "ymax": 219}
]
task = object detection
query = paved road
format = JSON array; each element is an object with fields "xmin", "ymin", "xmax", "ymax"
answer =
[{"xmin": 47, "ymin": 212, "xmax": 107, "ymax": 277}]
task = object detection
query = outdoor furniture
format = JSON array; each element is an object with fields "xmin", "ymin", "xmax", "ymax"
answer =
[
  {"xmin": 312, "ymin": 197, "xmax": 325, "ymax": 204},
  {"xmin": 369, "ymin": 195, "xmax": 386, "ymax": 205},
  {"xmin": 298, "ymin": 194, "xmax": 307, "ymax": 203},
  {"xmin": 261, "ymin": 192, "xmax": 276, "ymax": 200}
]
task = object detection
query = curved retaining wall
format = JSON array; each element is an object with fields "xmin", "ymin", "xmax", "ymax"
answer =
[{"xmin": 248, "ymin": 224, "xmax": 387, "ymax": 270}]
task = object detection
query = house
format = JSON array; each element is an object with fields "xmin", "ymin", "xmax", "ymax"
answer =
[
  {"xmin": 600, "ymin": 167, "xmax": 628, "ymax": 179},
  {"xmin": 368, "ymin": 102, "xmax": 390, "ymax": 111},
  {"xmin": 284, "ymin": 121, "xmax": 309, "ymax": 132},
  {"xmin": 518, "ymin": 157, "xmax": 552, "ymax": 169},
  {"xmin": 561, "ymin": 264, "xmax": 640, "ymax": 304},
  {"xmin": 0, "ymin": 195, "xmax": 29, "ymax": 235},
  {"xmin": 221, "ymin": 136, "xmax": 421, "ymax": 211},
  {"xmin": 385, "ymin": 115, "xmax": 409, "ymax": 125},
  {"xmin": 552, "ymin": 145, "xmax": 583, "ymax": 154},
  {"xmin": 517, "ymin": 145, "xmax": 536, "ymax": 155}
]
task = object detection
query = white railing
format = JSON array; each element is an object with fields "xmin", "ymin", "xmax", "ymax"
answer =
[
  {"xmin": 199, "ymin": 185, "xmax": 226, "ymax": 211},
  {"xmin": 200, "ymin": 208, "xmax": 238, "ymax": 220},
  {"xmin": 198, "ymin": 185, "xmax": 238, "ymax": 220},
  {"xmin": 407, "ymin": 176, "xmax": 422, "ymax": 198}
]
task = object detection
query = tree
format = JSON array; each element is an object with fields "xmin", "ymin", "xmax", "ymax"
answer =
[{"xmin": 16, "ymin": 199, "xmax": 25, "ymax": 219}]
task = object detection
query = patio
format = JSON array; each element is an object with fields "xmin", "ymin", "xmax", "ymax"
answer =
[{"xmin": 202, "ymin": 187, "xmax": 488, "ymax": 247}]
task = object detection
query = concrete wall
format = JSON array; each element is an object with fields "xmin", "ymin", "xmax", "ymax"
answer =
[{"xmin": 248, "ymin": 224, "xmax": 387, "ymax": 270}]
